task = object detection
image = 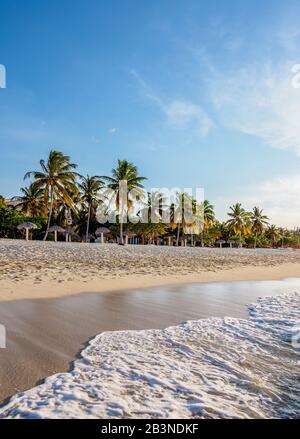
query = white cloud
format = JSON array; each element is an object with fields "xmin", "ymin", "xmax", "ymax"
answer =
[
  {"xmin": 91, "ymin": 135, "xmax": 101, "ymax": 144},
  {"xmin": 165, "ymin": 100, "xmax": 213, "ymax": 137},
  {"xmin": 209, "ymin": 63, "xmax": 300, "ymax": 154},
  {"xmin": 108, "ymin": 128, "xmax": 117, "ymax": 134},
  {"xmin": 129, "ymin": 69, "xmax": 213, "ymax": 138},
  {"xmin": 215, "ymin": 173, "xmax": 300, "ymax": 228}
]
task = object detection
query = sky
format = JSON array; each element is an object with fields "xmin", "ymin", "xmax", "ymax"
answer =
[{"xmin": 0, "ymin": 0, "xmax": 300, "ymax": 227}]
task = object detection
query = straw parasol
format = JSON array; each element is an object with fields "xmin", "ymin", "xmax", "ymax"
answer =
[
  {"xmin": 179, "ymin": 235, "xmax": 188, "ymax": 247},
  {"xmin": 215, "ymin": 239, "xmax": 226, "ymax": 248},
  {"xmin": 17, "ymin": 222, "xmax": 37, "ymax": 241},
  {"xmin": 81, "ymin": 233, "xmax": 95, "ymax": 242},
  {"xmin": 64, "ymin": 228, "xmax": 77, "ymax": 242},
  {"xmin": 48, "ymin": 225, "xmax": 65, "ymax": 242},
  {"xmin": 164, "ymin": 234, "xmax": 176, "ymax": 246},
  {"xmin": 123, "ymin": 230, "xmax": 135, "ymax": 245},
  {"xmin": 227, "ymin": 239, "xmax": 236, "ymax": 248},
  {"xmin": 95, "ymin": 227, "xmax": 110, "ymax": 244}
]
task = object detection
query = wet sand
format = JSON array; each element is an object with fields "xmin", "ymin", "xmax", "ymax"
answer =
[{"xmin": 1, "ymin": 277, "xmax": 300, "ymax": 407}]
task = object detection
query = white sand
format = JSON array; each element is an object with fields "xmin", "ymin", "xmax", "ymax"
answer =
[{"xmin": 1, "ymin": 239, "xmax": 300, "ymax": 301}]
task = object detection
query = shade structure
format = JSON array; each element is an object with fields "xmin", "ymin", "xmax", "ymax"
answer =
[
  {"xmin": 123, "ymin": 230, "xmax": 135, "ymax": 245},
  {"xmin": 48, "ymin": 225, "xmax": 65, "ymax": 242},
  {"xmin": 227, "ymin": 239, "xmax": 238, "ymax": 248},
  {"xmin": 123, "ymin": 230, "xmax": 134, "ymax": 236},
  {"xmin": 17, "ymin": 222, "xmax": 37, "ymax": 241},
  {"xmin": 216, "ymin": 239, "xmax": 226, "ymax": 248},
  {"xmin": 81, "ymin": 234, "xmax": 95, "ymax": 242},
  {"xmin": 179, "ymin": 236, "xmax": 188, "ymax": 247},
  {"xmin": 164, "ymin": 234, "xmax": 176, "ymax": 246},
  {"xmin": 95, "ymin": 227, "xmax": 110, "ymax": 244},
  {"xmin": 95, "ymin": 227, "xmax": 110, "ymax": 235},
  {"xmin": 64, "ymin": 229, "xmax": 77, "ymax": 242}
]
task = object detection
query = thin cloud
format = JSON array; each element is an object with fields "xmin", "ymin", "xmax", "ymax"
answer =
[
  {"xmin": 215, "ymin": 173, "xmax": 300, "ymax": 228},
  {"xmin": 208, "ymin": 61, "xmax": 300, "ymax": 154},
  {"xmin": 129, "ymin": 69, "xmax": 214, "ymax": 138},
  {"xmin": 108, "ymin": 128, "xmax": 118, "ymax": 134}
]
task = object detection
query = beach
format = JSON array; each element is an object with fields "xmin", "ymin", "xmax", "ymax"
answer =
[
  {"xmin": 1, "ymin": 239, "xmax": 300, "ymax": 302},
  {"xmin": 1, "ymin": 239, "xmax": 300, "ymax": 417},
  {"xmin": 0, "ymin": 288, "xmax": 299, "ymax": 418}
]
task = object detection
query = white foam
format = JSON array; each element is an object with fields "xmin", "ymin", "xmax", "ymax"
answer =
[{"xmin": 0, "ymin": 292, "xmax": 299, "ymax": 419}]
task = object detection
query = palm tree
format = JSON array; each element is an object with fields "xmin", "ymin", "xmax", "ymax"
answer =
[
  {"xmin": 13, "ymin": 184, "xmax": 44, "ymax": 217},
  {"xmin": 251, "ymin": 207, "xmax": 269, "ymax": 248},
  {"xmin": 226, "ymin": 203, "xmax": 251, "ymax": 247},
  {"xmin": 78, "ymin": 175, "xmax": 104, "ymax": 242},
  {"xmin": 267, "ymin": 224, "xmax": 281, "ymax": 247},
  {"xmin": 24, "ymin": 150, "xmax": 78, "ymax": 241},
  {"xmin": 173, "ymin": 192, "xmax": 198, "ymax": 246},
  {"xmin": 200, "ymin": 200, "xmax": 215, "ymax": 247},
  {"xmin": 102, "ymin": 160, "xmax": 146, "ymax": 244},
  {"xmin": 139, "ymin": 191, "xmax": 167, "ymax": 223}
]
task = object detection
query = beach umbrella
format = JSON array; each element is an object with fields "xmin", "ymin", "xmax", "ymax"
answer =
[
  {"xmin": 227, "ymin": 239, "xmax": 236, "ymax": 249},
  {"xmin": 193, "ymin": 236, "xmax": 200, "ymax": 247},
  {"xmin": 17, "ymin": 222, "xmax": 37, "ymax": 241},
  {"xmin": 215, "ymin": 239, "xmax": 226, "ymax": 248},
  {"xmin": 95, "ymin": 227, "xmax": 110, "ymax": 244},
  {"xmin": 81, "ymin": 233, "xmax": 95, "ymax": 242},
  {"xmin": 164, "ymin": 234, "xmax": 176, "ymax": 246},
  {"xmin": 179, "ymin": 236, "xmax": 188, "ymax": 247},
  {"xmin": 64, "ymin": 228, "xmax": 77, "ymax": 242},
  {"xmin": 123, "ymin": 230, "xmax": 135, "ymax": 245},
  {"xmin": 48, "ymin": 225, "xmax": 65, "ymax": 242}
]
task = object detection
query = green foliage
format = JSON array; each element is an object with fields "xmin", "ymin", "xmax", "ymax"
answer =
[
  {"xmin": 0, "ymin": 204, "xmax": 46, "ymax": 239},
  {"xmin": 0, "ymin": 154, "xmax": 297, "ymax": 247}
]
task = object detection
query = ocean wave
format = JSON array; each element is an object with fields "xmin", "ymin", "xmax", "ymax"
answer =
[{"xmin": 0, "ymin": 292, "xmax": 299, "ymax": 419}]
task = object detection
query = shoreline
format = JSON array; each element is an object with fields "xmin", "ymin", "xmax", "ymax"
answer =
[
  {"xmin": 1, "ymin": 261, "xmax": 300, "ymax": 302},
  {"xmin": 2, "ymin": 292, "xmax": 299, "ymax": 419},
  {"xmin": 0, "ymin": 279, "xmax": 300, "ymax": 416}
]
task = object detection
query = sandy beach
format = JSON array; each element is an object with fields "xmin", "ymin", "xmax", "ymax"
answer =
[
  {"xmin": 1, "ymin": 239, "xmax": 300, "ymax": 416},
  {"xmin": 1, "ymin": 239, "xmax": 300, "ymax": 302},
  {"xmin": 1, "ymin": 278, "xmax": 300, "ymax": 412}
]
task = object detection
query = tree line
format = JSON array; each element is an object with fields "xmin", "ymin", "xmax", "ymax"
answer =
[{"xmin": 0, "ymin": 150, "xmax": 299, "ymax": 248}]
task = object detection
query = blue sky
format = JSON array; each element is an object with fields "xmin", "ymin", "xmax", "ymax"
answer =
[{"xmin": 0, "ymin": 0, "xmax": 300, "ymax": 226}]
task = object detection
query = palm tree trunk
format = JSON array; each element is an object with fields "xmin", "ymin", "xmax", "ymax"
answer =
[
  {"xmin": 254, "ymin": 231, "xmax": 258, "ymax": 249},
  {"xmin": 239, "ymin": 233, "xmax": 242, "ymax": 248},
  {"xmin": 43, "ymin": 187, "xmax": 54, "ymax": 241},
  {"xmin": 120, "ymin": 221, "xmax": 124, "ymax": 245},
  {"xmin": 86, "ymin": 202, "xmax": 91, "ymax": 243},
  {"xmin": 176, "ymin": 223, "xmax": 180, "ymax": 246},
  {"xmin": 201, "ymin": 231, "xmax": 204, "ymax": 247}
]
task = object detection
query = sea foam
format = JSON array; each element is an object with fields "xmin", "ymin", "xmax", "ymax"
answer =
[{"xmin": 0, "ymin": 292, "xmax": 299, "ymax": 419}]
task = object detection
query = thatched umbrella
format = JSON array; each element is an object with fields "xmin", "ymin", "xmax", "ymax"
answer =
[
  {"xmin": 227, "ymin": 239, "xmax": 236, "ymax": 249},
  {"xmin": 48, "ymin": 225, "xmax": 65, "ymax": 242},
  {"xmin": 164, "ymin": 234, "xmax": 176, "ymax": 247},
  {"xmin": 95, "ymin": 227, "xmax": 110, "ymax": 244},
  {"xmin": 17, "ymin": 222, "xmax": 37, "ymax": 241},
  {"xmin": 81, "ymin": 233, "xmax": 95, "ymax": 243},
  {"xmin": 64, "ymin": 229, "xmax": 77, "ymax": 242},
  {"xmin": 123, "ymin": 230, "xmax": 134, "ymax": 245},
  {"xmin": 193, "ymin": 236, "xmax": 200, "ymax": 247},
  {"xmin": 216, "ymin": 239, "xmax": 226, "ymax": 248},
  {"xmin": 179, "ymin": 236, "xmax": 188, "ymax": 247}
]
